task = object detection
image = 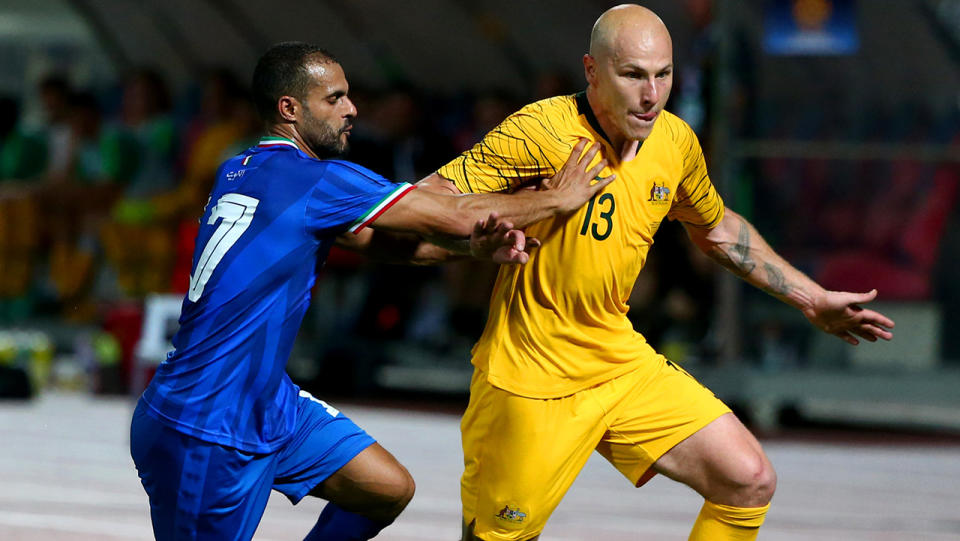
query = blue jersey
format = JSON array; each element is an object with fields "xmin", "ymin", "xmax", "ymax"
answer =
[{"xmin": 141, "ymin": 136, "xmax": 414, "ymax": 453}]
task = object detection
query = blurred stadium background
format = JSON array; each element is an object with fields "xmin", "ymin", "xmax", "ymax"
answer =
[{"xmin": 0, "ymin": 0, "xmax": 958, "ymax": 539}]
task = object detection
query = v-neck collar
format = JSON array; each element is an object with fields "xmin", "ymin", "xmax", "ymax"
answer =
[
  {"xmin": 574, "ymin": 91, "xmax": 646, "ymax": 160},
  {"xmin": 575, "ymin": 91, "xmax": 612, "ymax": 147}
]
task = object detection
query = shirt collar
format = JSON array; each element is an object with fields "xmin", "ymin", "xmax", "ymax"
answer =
[
  {"xmin": 257, "ymin": 136, "xmax": 299, "ymax": 149},
  {"xmin": 574, "ymin": 91, "xmax": 613, "ymax": 146}
]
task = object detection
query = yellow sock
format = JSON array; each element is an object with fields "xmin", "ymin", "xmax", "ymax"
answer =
[{"xmin": 688, "ymin": 500, "xmax": 769, "ymax": 541}]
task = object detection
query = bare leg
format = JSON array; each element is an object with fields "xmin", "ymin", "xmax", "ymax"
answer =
[
  {"xmin": 653, "ymin": 412, "xmax": 776, "ymax": 506},
  {"xmin": 653, "ymin": 413, "xmax": 774, "ymax": 540},
  {"xmin": 310, "ymin": 443, "xmax": 415, "ymax": 524}
]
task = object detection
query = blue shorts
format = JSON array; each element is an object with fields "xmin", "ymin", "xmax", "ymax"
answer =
[{"xmin": 130, "ymin": 391, "xmax": 375, "ymax": 541}]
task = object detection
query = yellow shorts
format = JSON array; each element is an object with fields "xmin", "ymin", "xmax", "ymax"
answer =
[{"xmin": 460, "ymin": 355, "xmax": 730, "ymax": 541}]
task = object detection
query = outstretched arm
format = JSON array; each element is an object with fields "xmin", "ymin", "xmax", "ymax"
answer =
[
  {"xmin": 371, "ymin": 139, "xmax": 613, "ymax": 239},
  {"xmin": 685, "ymin": 208, "xmax": 895, "ymax": 345},
  {"xmin": 337, "ymin": 212, "xmax": 539, "ymax": 266},
  {"xmin": 335, "ymin": 228, "xmax": 452, "ymax": 266}
]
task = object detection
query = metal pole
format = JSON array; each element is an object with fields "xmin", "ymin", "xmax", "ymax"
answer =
[{"xmin": 709, "ymin": 0, "xmax": 742, "ymax": 366}]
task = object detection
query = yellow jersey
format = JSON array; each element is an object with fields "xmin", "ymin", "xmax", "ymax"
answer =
[{"xmin": 436, "ymin": 93, "xmax": 724, "ymax": 398}]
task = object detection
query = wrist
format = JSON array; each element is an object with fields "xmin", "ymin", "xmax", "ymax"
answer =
[
  {"xmin": 546, "ymin": 190, "xmax": 567, "ymax": 215},
  {"xmin": 796, "ymin": 286, "xmax": 826, "ymax": 317}
]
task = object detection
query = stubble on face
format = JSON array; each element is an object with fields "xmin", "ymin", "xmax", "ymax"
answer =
[
  {"xmin": 301, "ymin": 103, "xmax": 350, "ymax": 159},
  {"xmin": 299, "ymin": 61, "xmax": 353, "ymax": 159}
]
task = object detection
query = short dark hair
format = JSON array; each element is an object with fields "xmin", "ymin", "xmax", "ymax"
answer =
[{"xmin": 252, "ymin": 42, "xmax": 338, "ymax": 122}]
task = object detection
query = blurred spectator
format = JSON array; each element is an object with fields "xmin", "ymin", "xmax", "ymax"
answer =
[
  {"xmin": 0, "ymin": 97, "xmax": 43, "ymax": 321},
  {"xmin": 444, "ymin": 90, "xmax": 523, "ymax": 348},
  {"xmin": 0, "ymin": 98, "xmax": 20, "ymax": 166},
  {"xmin": 100, "ymin": 69, "xmax": 179, "ymax": 298},
  {"xmin": 345, "ymin": 87, "xmax": 462, "ymax": 349},
  {"xmin": 0, "ymin": 97, "xmax": 46, "ymax": 180},
  {"xmin": 166, "ymin": 73, "xmax": 262, "ymax": 294},
  {"xmin": 63, "ymin": 92, "xmax": 139, "ymax": 186},
  {"xmin": 451, "ymin": 91, "xmax": 518, "ymax": 152},
  {"xmin": 673, "ymin": 0, "xmax": 756, "ymax": 139},
  {"xmin": 531, "ymin": 70, "xmax": 576, "ymax": 101},
  {"xmin": 156, "ymin": 69, "xmax": 256, "ymax": 224},
  {"xmin": 42, "ymin": 92, "xmax": 135, "ymax": 315},
  {"xmin": 38, "ymin": 75, "xmax": 73, "ymax": 179},
  {"xmin": 119, "ymin": 68, "xmax": 177, "ymax": 198},
  {"xmin": 0, "ymin": 44, "xmax": 951, "ymax": 383},
  {"xmin": 180, "ymin": 69, "xmax": 245, "ymax": 157},
  {"xmin": 351, "ymin": 86, "xmax": 451, "ymax": 181}
]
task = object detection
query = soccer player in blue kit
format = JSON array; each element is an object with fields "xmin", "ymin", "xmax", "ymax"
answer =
[{"xmin": 129, "ymin": 42, "xmax": 613, "ymax": 541}]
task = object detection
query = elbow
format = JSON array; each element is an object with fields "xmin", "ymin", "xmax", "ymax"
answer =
[
  {"xmin": 699, "ymin": 235, "xmax": 728, "ymax": 257},
  {"xmin": 684, "ymin": 223, "xmax": 722, "ymax": 254}
]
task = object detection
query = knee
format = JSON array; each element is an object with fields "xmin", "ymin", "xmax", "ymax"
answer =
[
  {"xmin": 381, "ymin": 464, "xmax": 416, "ymax": 517},
  {"xmin": 754, "ymin": 459, "xmax": 777, "ymax": 503},
  {"xmin": 396, "ymin": 466, "xmax": 416, "ymax": 509},
  {"xmin": 734, "ymin": 454, "xmax": 776, "ymax": 506}
]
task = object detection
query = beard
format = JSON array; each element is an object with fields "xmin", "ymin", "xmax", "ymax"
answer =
[{"xmin": 301, "ymin": 107, "xmax": 351, "ymax": 159}]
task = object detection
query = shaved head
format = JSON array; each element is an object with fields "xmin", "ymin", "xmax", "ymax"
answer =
[
  {"xmin": 589, "ymin": 4, "xmax": 672, "ymax": 61},
  {"xmin": 583, "ymin": 4, "xmax": 674, "ymax": 148}
]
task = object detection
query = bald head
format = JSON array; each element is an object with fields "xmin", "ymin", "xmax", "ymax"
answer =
[
  {"xmin": 589, "ymin": 4, "xmax": 672, "ymax": 61},
  {"xmin": 582, "ymin": 4, "xmax": 675, "ymax": 147}
]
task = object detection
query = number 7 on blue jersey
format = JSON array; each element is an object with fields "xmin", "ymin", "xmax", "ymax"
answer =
[{"xmin": 188, "ymin": 193, "xmax": 260, "ymax": 302}]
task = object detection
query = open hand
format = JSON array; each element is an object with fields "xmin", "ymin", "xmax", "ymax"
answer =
[
  {"xmin": 802, "ymin": 289, "xmax": 895, "ymax": 345},
  {"xmin": 469, "ymin": 212, "xmax": 541, "ymax": 264},
  {"xmin": 540, "ymin": 138, "xmax": 615, "ymax": 214}
]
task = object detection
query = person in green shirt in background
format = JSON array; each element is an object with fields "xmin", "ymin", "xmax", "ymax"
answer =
[
  {"xmin": 45, "ymin": 92, "xmax": 139, "ymax": 317},
  {"xmin": 0, "ymin": 96, "xmax": 46, "ymax": 322},
  {"xmin": 101, "ymin": 69, "xmax": 179, "ymax": 298}
]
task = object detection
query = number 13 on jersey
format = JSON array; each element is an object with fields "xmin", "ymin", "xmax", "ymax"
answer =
[
  {"xmin": 187, "ymin": 193, "xmax": 260, "ymax": 302},
  {"xmin": 580, "ymin": 192, "xmax": 615, "ymax": 241}
]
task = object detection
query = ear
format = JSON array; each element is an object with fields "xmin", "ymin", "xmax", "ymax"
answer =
[
  {"xmin": 583, "ymin": 54, "xmax": 597, "ymax": 85},
  {"xmin": 277, "ymin": 95, "xmax": 299, "ymax": 122}
]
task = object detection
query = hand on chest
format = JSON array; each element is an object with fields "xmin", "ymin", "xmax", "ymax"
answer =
[{"xmin": 579, "ymin": 152, "xmax": 679, "ymax": 244}]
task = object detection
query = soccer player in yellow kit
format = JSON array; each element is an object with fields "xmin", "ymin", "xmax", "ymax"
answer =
[{"xmin": 419, "ymin": 5, "xmax": 896, "ymax": 541}]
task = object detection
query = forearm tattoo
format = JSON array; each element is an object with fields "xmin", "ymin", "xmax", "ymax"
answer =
[
  {"xmin": 710, "ymin": 219, "xmax": 757, "ymax": 277},
  {"xmin": 731, "ymin": 220, "xmax": 757, "ymax": 275},
  {"xmin": 709, "ymin": 218, "xmax": 796, "ymax": 299},
  {"xmin": 762, "ymin": 262, "xmax": 791, "ymax": 297}
]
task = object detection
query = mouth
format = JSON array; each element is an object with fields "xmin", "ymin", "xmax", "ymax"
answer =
[{"xmin": 632, "ymin": 111, "xmax": 658, "ymax": 122}]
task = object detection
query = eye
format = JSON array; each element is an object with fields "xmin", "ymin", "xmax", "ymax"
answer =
[{"xmin": 656, "ymin": 70, "xmax": 672, "ymax": 79}]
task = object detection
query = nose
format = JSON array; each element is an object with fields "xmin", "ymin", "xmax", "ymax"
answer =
[
  {"xmin": 640, "ymin": 77, "xmax": 658, "ymax": 107},
  {"xmin": 343, "ymin": 96, "xmax": 358, "ymax": 119}
]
